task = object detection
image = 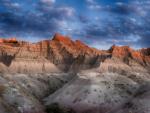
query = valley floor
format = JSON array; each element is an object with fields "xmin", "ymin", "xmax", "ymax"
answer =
[{"xmin": 0, "ymin": 70, "xmax": 150, "ymax": 113}]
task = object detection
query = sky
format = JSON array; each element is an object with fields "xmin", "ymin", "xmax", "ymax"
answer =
[{"xmin": 0, "ymin": 0, "xmax": 150, "ymax": 49}]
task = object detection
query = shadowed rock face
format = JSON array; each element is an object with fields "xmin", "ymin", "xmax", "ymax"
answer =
[
  {"xmin": 141, "ymin": 48, "xmax": 150, "ymax": 55},
  {"xmin": 0, "ymin": 51, "xmax": 15, "ymax": 66}
]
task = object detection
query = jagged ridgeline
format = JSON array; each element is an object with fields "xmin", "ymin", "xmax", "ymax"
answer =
[
  {"xmin": 0, "ymin": 33, "xmax": 150, "ymax": 73},
  {"xmin": 0, "ymin": 33, "xmax": 110, "ymax": 73}
]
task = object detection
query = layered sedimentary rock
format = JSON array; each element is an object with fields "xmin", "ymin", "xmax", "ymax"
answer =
[
  {"xmin": 0, "ymin": 34, "xmax": 149, "ymax": 74},
  {"xmin": 109, "ymin": 45, "xmax": 150, "ymax": 65},
  {"xmin": 0, "ymin": 33, "xmax": 108, "ymax": 73}
]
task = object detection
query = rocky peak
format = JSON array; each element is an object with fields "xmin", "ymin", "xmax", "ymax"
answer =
[
  {"xmin": 52, "ymin": 33, "xmax": 72, "ymax": 44},
  {"xmin": 49, "ymin": 33, "xmax": 105, "ymax": 71},
  {"xmin": 51, "ymin": 33, "xmax": 102, "ymax": 55},
  {"xmin": 109, "ymin": 45, "xmax": 150, "ymax": 66},
  {"xmin": 109, "ymin": 45, "xmax": 132, "ymax": 58},
  {"xmin": 0, "ymin": 38, "xmax": 18, "ymax": 44}
]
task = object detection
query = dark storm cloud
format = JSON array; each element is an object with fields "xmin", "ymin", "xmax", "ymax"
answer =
[
  {"xmin": 81, "ymin": 0, "xmax": 150, "ymax": 48},
  {"xmin": 0, "ymin": 0, "xmax": 150, "ymax": 48},
  {"xmin": 0, "ymin": 0, "xmax": 75, "ymax": 38},
  {"xmin": 82, "ymin": 16, "xmax": 149, "ymax": 48},
  {"xmin": 108, "ymin": 3, "xmax": 133, "ymax": 15},
  {"xmin": 85, "ymin": 24, "xmax": 108, "ymax": 38},
  {"xmin": 37, "ymin": 0, "xmax": 75, "ymax": 20},
  {"xmin": 0, "ymin": 11, "xmax": 58, "ymax": 37},
  {"xmin": 78, "ymin": 15, "xmax": 90, "ymax": 24}
]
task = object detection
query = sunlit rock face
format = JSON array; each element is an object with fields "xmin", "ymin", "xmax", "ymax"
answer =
[
  {"xmin": 109, "ymin": 45, "xmax": 150, "ymax": 66},
  {"xmin": 0, "ymin": 34, "xmax": 150, "ymax": 113},
  {"xmin": 0, "ymin": 38, "xmax": 18, "ymax": 43}
]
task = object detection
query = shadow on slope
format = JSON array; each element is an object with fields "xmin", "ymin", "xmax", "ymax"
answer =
[{"xmin": 0, "ymin": 51, "xmax": 15, "ymax": 66}]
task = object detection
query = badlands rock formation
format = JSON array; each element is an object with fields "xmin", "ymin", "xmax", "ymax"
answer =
[
  {"xmin": 0, "ymin": 33, "xmax": 108, "ymax": 73},
  {"xmin": 0, "ymin": 33, "xmax": 150, "ymax": 113}
]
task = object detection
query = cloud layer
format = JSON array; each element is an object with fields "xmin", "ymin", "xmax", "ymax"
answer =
[{"xmin": 0, "ymin": 0, "xmax": 150, "ymax": 49}]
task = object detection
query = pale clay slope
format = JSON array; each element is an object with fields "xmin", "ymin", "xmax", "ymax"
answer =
[
  {"xmin": 44, "ymin": 59, "xmax": 150, "ymax": 113},
  {"xmin": 0, "ymin": 73, "xmax": 72, "ymax": 113},
  {"xmin": 0, "ymin": 59, "xmax": 149, "ymax": 113},
  {"xmin": 0, "ymin": 60, "xmax": 60, "ymax": 73},
  {"xmin": 0, "ymin": 56, "xmax": 149, "ymax": 113}
]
